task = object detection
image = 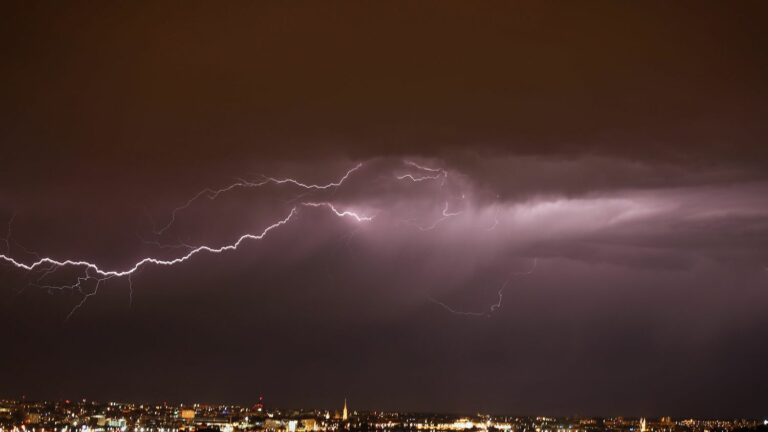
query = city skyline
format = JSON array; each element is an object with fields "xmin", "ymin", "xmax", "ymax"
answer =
[{"xmin": 2, "ymin": 397, "xmax": 766, "ymax": 428}]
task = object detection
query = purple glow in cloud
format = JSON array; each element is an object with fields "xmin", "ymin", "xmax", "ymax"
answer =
[{"xmin": 2, "ymin": 157, "xmax": 766, "ymax": 320}]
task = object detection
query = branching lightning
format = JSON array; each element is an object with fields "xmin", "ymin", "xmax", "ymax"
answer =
[
  {"xmin": 412, "ymin": 201, "xmax": 463, "ymax": 231},
  {"xmin": 429, "ymin": 258, "xmax": 538, "ymax": 318},
  {"xmin": 0, "ymin": 159, "xmax": 531, "ymax": 320},
  {"xmin": 2, "ymin": 211, "xmax": 16, "ymax": 254},
  {"xmin": 0, "ymin": 202, "xmax": 374, "ymax": 319},
  {"xmin": 427, "ymin": 298, "xmax": 490, "ymax": 317},
  {"xmin": 399, "ymin": 160, "xmax": 448, "ymax": 185},
  {"xmin": 486, "ymin": 206, "xmax": 500, "ymax": 231},
  {"xmin": 300, "ymin": 202, "xmax": 375, "ymax": 222},
  {"xmin": 154, "ymin": 163, "xmax": 363, "ymax": 235},
  {"xmin": 404, "ymin": 160, "xmax": 447, "ymax": 176},
  {"xmin": 395, "ymin": 173, "xmax": 441, "ymax": 182}
]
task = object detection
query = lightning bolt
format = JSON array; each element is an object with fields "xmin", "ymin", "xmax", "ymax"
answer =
[
  {"xmin": 154, "ymin": 163, "xmax": 363, "ymax": 235},
  {"xmin": 399, "ymin": 160, "xmax": 448, "ymax": 185},
  {"xmin": 1, "ymin": 211, "xmax": 16, "ymax": 254},
  {"xmin": 127, "ymin": 272, "xmax": 134, "ymax": 307},
  {"xmin": 0, "ymin": 209, "xmax": 298, "ymax": 276},
  {"xmin": 486, "ymin": 206, "xmax": 500, "ymax": 231},
  {"xmin": 0, "ymin": 159, "xmax": 523, "ymax": 320},
  {"xmin": 427, "ymin": 298, "xmax": 490, "ymax": 317},
  {"xmin": 262, "ymin": 163, "xmax": 363, "ymax": 190},
  {"xmin": 394, "ymin": 160, "xmax": 469, "ymax": 231},
  {"xmin": 410, "ymin": 201, "xmax": 462, "ymax": 231},
  {"xmin": 139, "ymin": 236, "xmax": 197, "ymax": 252},
  {"xmin": 1, "ymin": 212, "xmax": 43, "ymax": 296},
  {"xmin": 404, "ymin": 160, "xmax": 446, "ymax": 175},
  {"xmin": 300, "ymin": 202, "xmax": 375, "ymax": 222},
  {"xmin": 429, "ymin": 258, "xmax": 538, "ymax": 318},
  {"xmin": 395, "ymin": 173, "xmax": 443, "ymax": 182},
  {"xmin": 10, "ymin": 240, "xmax": 40, "ymax": 261},
  {"xmin": 0, "ymin": 202, "xmax": 373, "ymax": 320}
]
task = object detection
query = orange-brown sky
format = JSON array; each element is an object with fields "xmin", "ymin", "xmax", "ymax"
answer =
[{"xmin": 1, "ymin": 1, "xmax": 767, "ymax": 417}]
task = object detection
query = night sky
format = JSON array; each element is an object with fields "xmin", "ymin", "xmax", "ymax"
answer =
[{"xmin": 2, "ymin": 1, "xmax": 768, "ymax": 418}]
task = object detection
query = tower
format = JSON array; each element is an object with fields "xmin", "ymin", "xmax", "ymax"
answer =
[
  {"xmin": 342, "ymin": 399, "xmax": 348, "ymax": 421},
  {"xmin": 640, "ymin": 418, "xmax": 647, "ymax": 432}
]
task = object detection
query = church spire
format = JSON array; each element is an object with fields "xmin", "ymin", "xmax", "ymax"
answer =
[{"xmin": 342, "ymin": 398, "xmax": 348, "ymax": 421}]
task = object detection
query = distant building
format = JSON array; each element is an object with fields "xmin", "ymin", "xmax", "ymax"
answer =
[
  {"xmin": 264, "ymin": 418, "xmax": 284, "ymax": 431},
  {"xmin": 342, "ymin": 399, "xmax": 348, "ymax": 421},
  {"xmin": 24, "ymin": 413, "xmax": 41, "ymax": 425},
  {"xmin": 108, "ymin": 418, "xmax": 127, "ymax": 428},
  {"xmin": 254, "ymin": 396, "xmax": 264, "ymax": 413},
  {"xmin": 92, "ymin": 415, "xmax": 107, "ymax": 427},
  {"xmin": 287, "ymin": 420, "xmax": 298, "ymax": 432},
  {"xmin": 298, "ymin": 419, "xmax": 317, "ymax": 432}
]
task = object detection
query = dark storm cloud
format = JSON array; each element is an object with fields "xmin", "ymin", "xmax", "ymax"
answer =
[{"xmin": 1, "ymin": 0, "xmax": 768, "ymax": 419}]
